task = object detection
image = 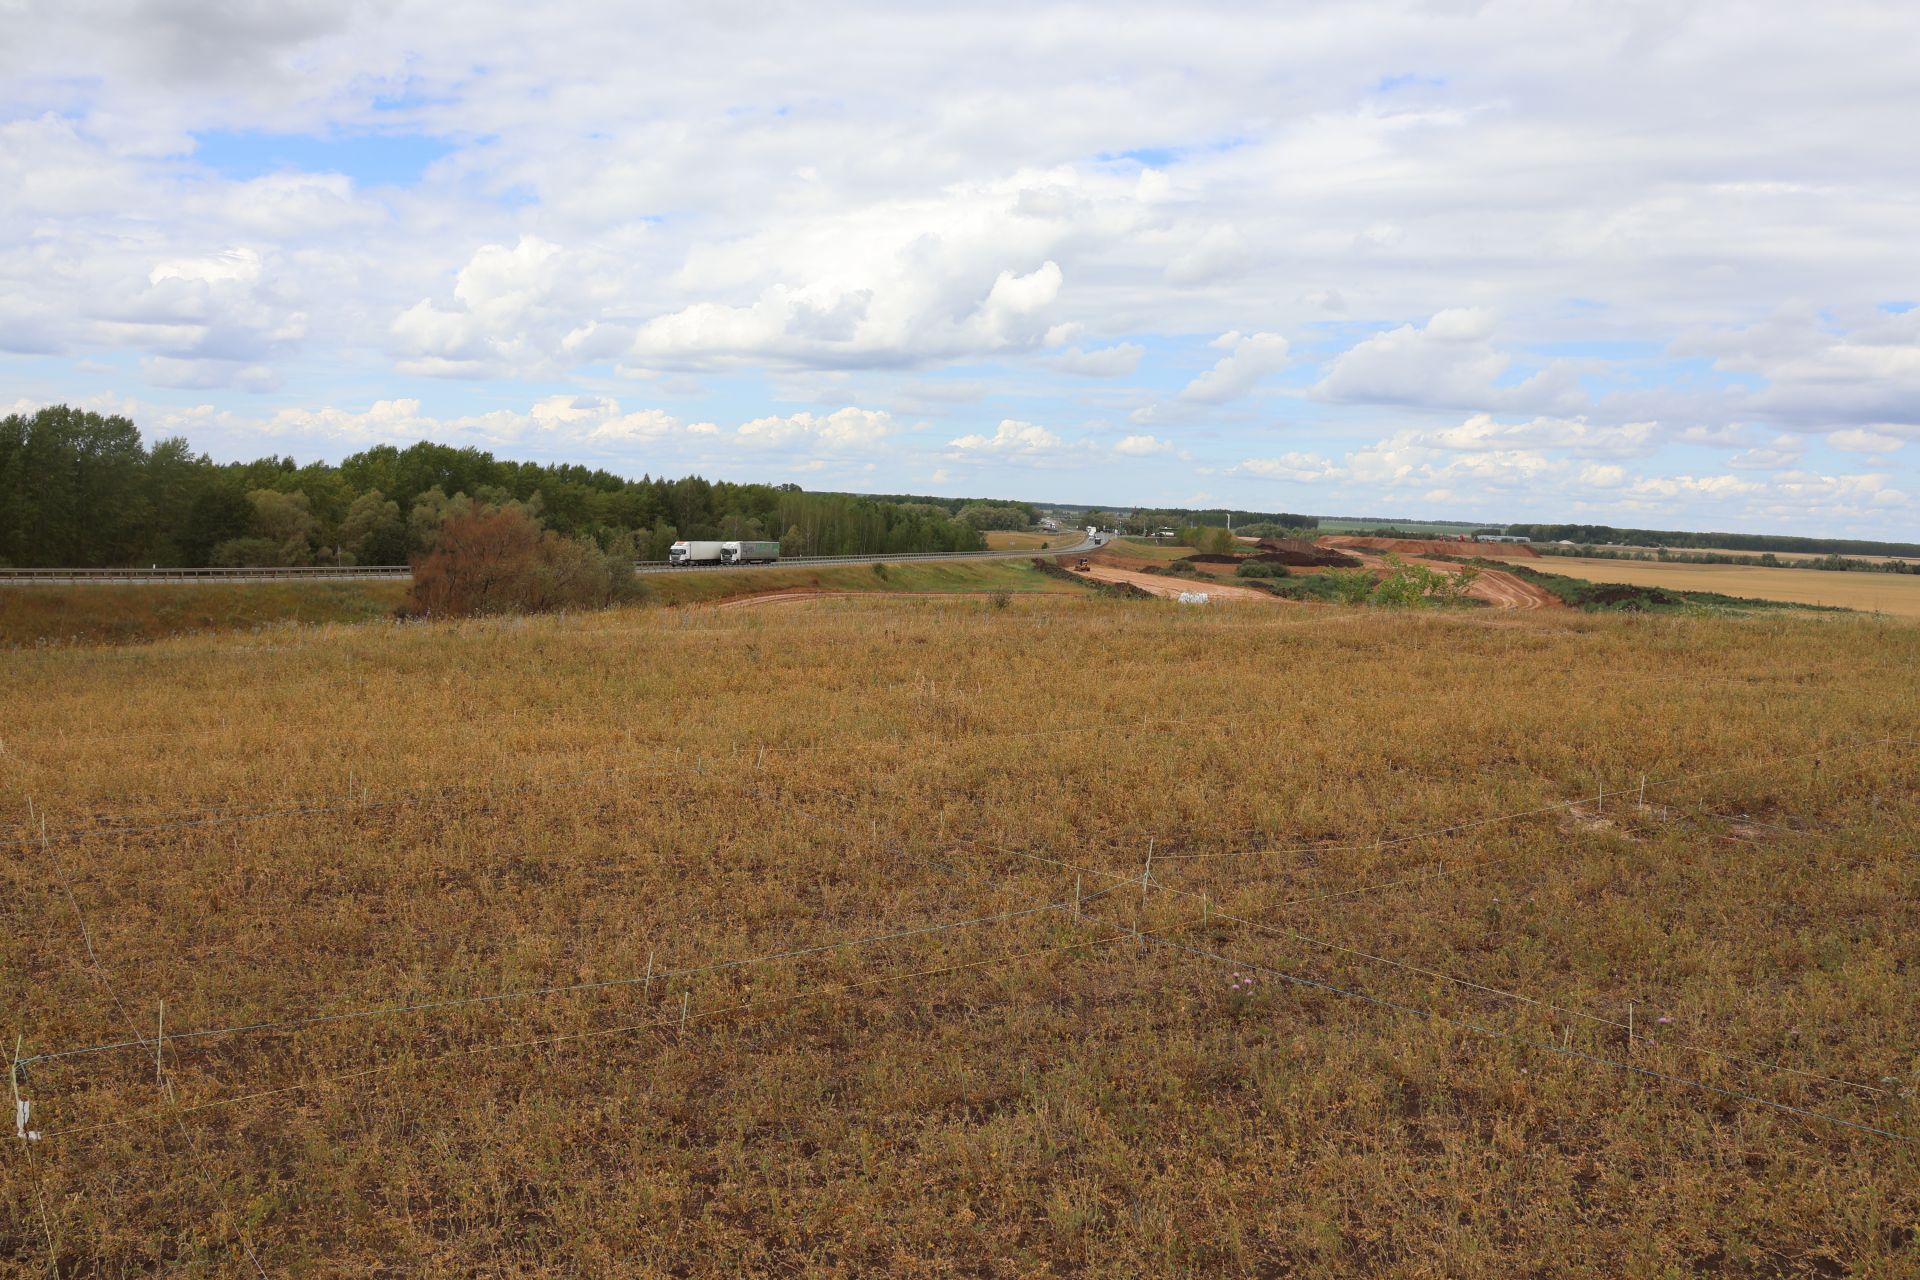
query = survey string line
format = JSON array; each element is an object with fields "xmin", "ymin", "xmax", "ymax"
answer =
[
  {"xmin": 33, "ymin": 912, "xmax": 1196, "ymax": 1143},
  {"xmin": 1153, "ymin": 733, "xmax": 1902, "ymax": 864},
  {"xmin": 949, "ymin": 828, "xmax": 1898, "ymax": 1104},
  {"xmin": 1120, "ymin": 921, "xmax": 1910, "ymax": 1143},
  {"xmin": 17, "ymin": 882, "xmax": 1124, "ymax": 1069},
  {"xmin": 31, "ymin": 812, "xmax": 271, "ymax": 1274}
]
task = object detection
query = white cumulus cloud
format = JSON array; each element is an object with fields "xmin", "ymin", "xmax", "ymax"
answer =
[{"xmin": 1180, "ymin": 331, "xmax": 1290, "ymax": 403}]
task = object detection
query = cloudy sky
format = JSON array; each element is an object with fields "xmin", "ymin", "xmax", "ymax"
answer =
[{"xmin": 3, "ymin": 1, "xmax": 1918, "ymax": 534}]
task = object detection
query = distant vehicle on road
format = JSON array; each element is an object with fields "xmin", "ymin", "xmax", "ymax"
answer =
[
  {"xmin": 668, "ymin": 540, "xmax": 727, "ymax": 565},
  {"xmin": 721, "ymin": 540, "xmax": 780, "ymax": 565}
]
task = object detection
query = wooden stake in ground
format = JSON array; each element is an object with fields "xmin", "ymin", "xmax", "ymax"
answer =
[{"xmin": 11, "ymin": 1033, "xmax": 27, "ymax": 1142}]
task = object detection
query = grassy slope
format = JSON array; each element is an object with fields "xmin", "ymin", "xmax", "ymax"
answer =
[
  {"xmin": 644, "ymin": 557, "xmax": 1078, "ymax": 605},
  {"xmin": 0, "ymin": 560, "xmax": 1076, "ymax": 646},
  {"xmin": 983, "ymin": 530, "xmax": 1072, "ymax": 550},
  {"xmin": 0, "ymin": 580, "xmax": 409, "ymax": 647},
  {"xmin": 3, "ymin": 599, "xmax": 1916, "ymax": 1274},
  {"xmin": 1111, "ymin": 537, "xmax": 1193, "ymax": 560}
]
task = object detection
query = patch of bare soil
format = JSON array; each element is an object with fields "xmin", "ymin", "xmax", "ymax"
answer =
[
  {"xmin": 1077, "ymin": 563, "xmax": 1278, "ymax": 603},
  {"xmin": 1255, "ymin": 539, "xmax": 1365, "ymax": 567}
]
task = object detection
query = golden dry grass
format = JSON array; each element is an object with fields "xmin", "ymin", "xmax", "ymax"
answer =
[
  {"xmin": 983, "ymin": 530, "xmax": 1072, "ymax": 550},
  {"xmin": 1110, "ymin": 537, "xmax": 1193, "ymax": 561},
  {"xmin": 1582, "ymin": 545, "xmax": 1911, "ymax": 565},
  {"xmin": 0, "ymin": 580, "xmax": 409, "ymax": 648},
  {"xmin": 1481, "ymin": 552, "xmax": 1920, "ymax": 617},
  {"xmin": 0, "ymin": 560, "xmax": 1074, "ymax": 648},
  {"xmin": 2, "ymin": 595, "xmax": 1917, "ymax": 1275}
]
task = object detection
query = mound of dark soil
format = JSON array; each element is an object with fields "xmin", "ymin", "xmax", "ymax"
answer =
[
  {"xmin": 1255, "ymin": 540, "xmax": 1362, "ymax": 568},
  {"xmin": 1582, "ymin": 582, "xmax": 1687, "ymax": 609}
]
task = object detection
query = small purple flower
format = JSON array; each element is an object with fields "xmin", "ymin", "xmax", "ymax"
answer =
[{"xmin": 1657, "ymin": 1015, "xmax": 1674, "ymax": 1025}]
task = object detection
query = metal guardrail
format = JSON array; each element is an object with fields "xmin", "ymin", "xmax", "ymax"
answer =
[{"xmin": 0, "ymin": 540, "xmax": 1100, "ymax": 584}]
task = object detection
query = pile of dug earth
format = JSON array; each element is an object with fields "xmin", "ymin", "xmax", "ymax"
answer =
[{"xmin": 1254, "ymin": 539, "xmax": 1364, "ymax": 567}]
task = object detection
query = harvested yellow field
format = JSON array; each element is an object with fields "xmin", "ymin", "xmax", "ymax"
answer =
[
  {"xmin": 1485, "ymin": 552, "xmax": 1920, "ymax": 616},
  {"xmin": 3, "ymin": 596, "xmax": 1918, "ymax": 1274},
  {"xmin": 1587, "ymin": 545, "xmax": 1910, "ymax": 565}
]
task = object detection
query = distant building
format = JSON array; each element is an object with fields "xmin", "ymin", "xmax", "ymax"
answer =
[
  {"xmin": 1038, "ymin": 518, "xmax": 1060, "ymax": 532},
  {"xmin": 1475, "ymin": 534, "xmax": 1532, "ymax": 543}
]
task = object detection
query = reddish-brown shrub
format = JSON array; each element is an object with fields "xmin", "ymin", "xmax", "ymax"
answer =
[{"xmin": 407, "ymin": 505, "xmax": 641, "ymax": 617}]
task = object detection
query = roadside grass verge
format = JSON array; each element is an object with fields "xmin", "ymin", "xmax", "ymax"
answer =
[
  {"xmin": 0, "ymin": 580, "xmax": 409, "ymax": 647},
  {"xmin": 645, "ymin": 557, "xmax": 1078, "ymax": 605},
  {"xmin": 983, "ymin": 530, "xmax": 1068, "ymax": 550},
  {"xmin": 0, "ymin": 559, "xmax": 1073, "ymax": 646}
]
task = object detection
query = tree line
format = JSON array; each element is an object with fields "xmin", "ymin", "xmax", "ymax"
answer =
[{"xmin": 0, "ymin": 405, "xmax": 987, "ymax": 568}]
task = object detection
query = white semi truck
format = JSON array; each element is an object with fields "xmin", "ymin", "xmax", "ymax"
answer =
[
  {"xmin": 721, "ymin": 540, "xmax": 780, "ymax": 564},
  {"xmin": 668, "ymin": 540, "xmax": 727, "ymax": 565},
  {"xmin": 667, "ymin": 539, "xmax": 782, "ymax": 566}
]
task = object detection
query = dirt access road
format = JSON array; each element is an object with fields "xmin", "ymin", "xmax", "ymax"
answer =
[
  {"xmin": 1335, "ymin": 548, "xmax": 1558, "ymax": 611},
  {"xmin": 1077, "ymin": 563, "xmax": 1276, "ymax": 602},
  {"xmin": 1466, "ymin": 566, "xmax": 1556, "ymax": 610}
]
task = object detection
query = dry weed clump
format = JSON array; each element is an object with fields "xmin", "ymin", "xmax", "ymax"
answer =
[{"xmin": 0, "ymin": 595, "xmax": 1916, "ymax": 1275}]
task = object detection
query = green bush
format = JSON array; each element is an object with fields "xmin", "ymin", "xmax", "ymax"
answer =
[
  {"xmin": 1324, "ymin": 568, "xmax": 1379, "ymax": 605},
  {"xmin": 1234, "ymin": 560, "xmax": 1290, "ymax": 579}
]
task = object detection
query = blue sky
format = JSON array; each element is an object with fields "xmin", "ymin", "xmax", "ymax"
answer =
[
  {"xmin": 190, "ymin": 129, "xmax": 453, "ymax": 186},
  {"xmin": 2, "ymin": 1, "xmax": 1917, "ymax": 534}
]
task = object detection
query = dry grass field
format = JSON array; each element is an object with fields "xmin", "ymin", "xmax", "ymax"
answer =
[
  {"xmin": 1480, "ymin": 552, "xmax": 1920, "ymax": 618},
  {"xmin": 984, "ymin": 531, "xmax": 1075, "ymax": 550},
  {"xmin": 0, "ymin": 560, "xmax": 1073, "ymax": 648},
  {"xmin": 0, "ymin": 581, "xmax": 411, "ymax": 648},
  {"xmin": 3, "ymin": 593, "xmax": 1918, "ymax": 1275},
  {"xmin": 1582, "ymin": 546, "xmax": 1911, "ymax": 566}
]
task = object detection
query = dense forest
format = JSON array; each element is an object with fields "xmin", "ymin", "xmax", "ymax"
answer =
[
  {"xmin": 1504, "ymin": 523, "xmax": 1920, "ymax": 558},
  {"xmin": 0, "ymin": 406, "xmax": 992, "ymax": 568}
]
